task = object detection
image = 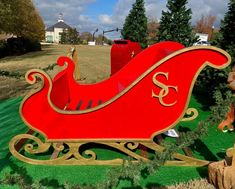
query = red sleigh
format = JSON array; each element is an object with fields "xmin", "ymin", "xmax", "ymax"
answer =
[{"xmin": 9, "ymin": 41, "xmax": 231, "ymax": 165}]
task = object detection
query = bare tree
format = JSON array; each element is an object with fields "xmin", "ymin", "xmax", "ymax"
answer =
[
  {"xmin": 195, "ymin": 15, "xmax": 216, "ymax": 40},
  {"xmin": 80, "ymin": 32, "xmax": 93, "ymax": 44},
  {"xmin": 147, "ymin": 18, "xmax": 160, "ymax": 44}
]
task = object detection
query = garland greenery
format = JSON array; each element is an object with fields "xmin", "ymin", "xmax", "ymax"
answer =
[
  {"xmin": 0, "ymin": 70, "xmax": 24, "ymax": 79},
  {"xmin": 0, "ymin": 63, "xmax": 57, "ymax": 79},
  {"xmin": 0, "ymin": 91, "xmax": 233, "ymax": 189},
  {"xmin": 41, "ymin": 63, "xmax": 57, "ymax": 72}
]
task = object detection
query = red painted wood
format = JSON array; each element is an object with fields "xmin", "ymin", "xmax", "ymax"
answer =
[
  {"xmin": 111, "ymin": 40, "xmax": 142, "ymax": 75},
  {"xmin": 21, "ymin": 41, "xmax": 230, "ymax": 141}
]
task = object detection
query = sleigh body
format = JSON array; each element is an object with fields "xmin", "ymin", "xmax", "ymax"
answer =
[{"xmin": 9, "ymin": 41, "xmax": 231, "ymax": 165}]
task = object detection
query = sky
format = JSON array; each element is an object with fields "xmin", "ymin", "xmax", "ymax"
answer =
[{"xmin": 32, "ymin": 0, "xmax": 229, "ymax": 40}]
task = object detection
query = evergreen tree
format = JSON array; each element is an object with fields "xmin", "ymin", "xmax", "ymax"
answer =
[
  {"xmin": 60, "ymin": 28, "xmax": 80, "ymax": 44},
  {"xmin": 194, "ymin": 0, "xmax": 235, "ymax": 106},
  {"xmin": 121, "ymin": 0, "xmax": 148, "ymax": 48},
  {"xmin": 157, "ymin": 0, "xmax": 196, "ymax": 47},
  {"xmin": 219, "ymin": 0, "xmax": 235, "ymax": 65}
]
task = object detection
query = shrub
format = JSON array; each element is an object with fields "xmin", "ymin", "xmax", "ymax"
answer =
[
  {"xmin": 6, "ymin": 37, "xmax": 41, "ymax": 55},
  {"xmin": 0, "ymin": 40, "xmax": 7, "ymax": 58},
  {"xmin": 193, "ymin": 67, "xmax": 229, "ymax": 107},
  {"xmin": 0, "ymin": 37, "xmax": 41, "ymax": 58}
]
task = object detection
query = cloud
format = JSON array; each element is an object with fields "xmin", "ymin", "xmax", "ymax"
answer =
[
  {"xmin": 98, "ymin": 0, "xmax": 134, "ymax": 28},
  {"xmin": 99, "ymin": 14, "xmax": 114, "ymax": 25},
  {"xmin": 188, "ymin": 0, "xmax": 229, "ymax": 27},
  {"xmin": 33, "ymin": 0, "xmax": 229, "ymax": 39},
  {"xmin": 33, "ymin": 0, "xmax": 96, "ymax": 28},
  {"xmin": 77, "ymin": 15, "xmax": 97, "ymax": 32},
  {"xmin": 145, "ymin": 0, "xmax": 167, "ymax": 20},
  {"xmin": 99, "ymin": 0, "xmax": 229, "ymax": 38},
  {"xmin": 101, "ymin": 0, "xmax": 228, "ymax": 27}
]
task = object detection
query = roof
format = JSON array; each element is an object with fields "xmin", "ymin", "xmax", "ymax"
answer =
[{"xmin": 46, "ymin": 21, "xmax": 71, "ymax": 32}]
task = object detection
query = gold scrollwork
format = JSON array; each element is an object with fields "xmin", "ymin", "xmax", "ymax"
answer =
[
  {"xmin": 53, "ymin": 143, "xmax": 65, "ymax": 151},
  {"xmin": 181, "ymin": 108, "xmax": 199, "ymax": 122},
  {"xmin": 11, "ymin": 134, "xmax": 51, "ymax": 154},
  {"xmin": 152, "ymin": 72, "xmax": 178, "ymax": 107},
  {"xmin": 9, "ymin": 133, "xmax": 209, "ymax": 166}
]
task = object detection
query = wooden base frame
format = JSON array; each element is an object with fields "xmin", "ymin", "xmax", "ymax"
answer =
[{"xmin": 9, "ymin": 133, "xmax": 209, "ymax": 166}]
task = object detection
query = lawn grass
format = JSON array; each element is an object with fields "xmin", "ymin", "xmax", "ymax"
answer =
[
  {"xmin": 0, "ymin": 44, "xmax": 111, "ymax": 100},
  {"xmin": 0, "ymin": 44, "xmax": 111, "ymax": 79},
  {"xmin": 0, "ymin": 95, "xmax": 234, "ymax": 188}
]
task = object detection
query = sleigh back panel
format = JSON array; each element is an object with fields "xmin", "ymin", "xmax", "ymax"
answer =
[{"xmin": 51, "ymin": 41, "xmax": 185, "ymax": 110}]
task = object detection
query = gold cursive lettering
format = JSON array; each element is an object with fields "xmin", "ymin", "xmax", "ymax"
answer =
[{"xmin": 152, "ymin": 72, "xmax": 178, "ymax": 107}]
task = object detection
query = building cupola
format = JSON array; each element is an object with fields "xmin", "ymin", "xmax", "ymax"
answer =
[{"xmin": 58, "ymin": 13, "xmax": 64, "ymax": 22}]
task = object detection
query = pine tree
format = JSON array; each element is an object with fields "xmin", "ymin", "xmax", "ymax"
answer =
[
  {"xmin": 157, "ymin": 0, "xmax": 196, "ymax": 47},
  {"xmin": 121, "ymin": 0, "xmax": 148, "ymax": 48},
  {"xmin": 194, "ymin": 0, "xmax": 235, "ymax": 106},
  {"xmin": 219, "ymin": 0, "xmax": 235, "ymax": 64},
  {"xmin": 60, "ymin": 28, "xmax": 80, "ymax": 44}
]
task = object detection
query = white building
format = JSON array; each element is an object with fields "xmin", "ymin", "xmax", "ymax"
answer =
[
  {"xmin": 45, "ymin": 14, "xmax": 71, "ymax": 43},
  {"xmin": 195, "ymin": 33, "xmax": 209, "ymax": 42}
]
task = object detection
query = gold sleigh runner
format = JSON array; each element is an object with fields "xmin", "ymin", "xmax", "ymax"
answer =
[
  {"xmin": 9, "ymin": 41, "xmax": 231, "ymax": 166},
  {"xmin": 10, "ymin": 126, "xmax": 209, "ymax": 166}
]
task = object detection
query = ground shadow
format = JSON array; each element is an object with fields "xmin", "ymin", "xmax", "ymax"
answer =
[
  {"xmin": 0, "ymin": 48, "xmax": 55, "ymax": 62},
  {"xmin": 196, "ymin": 166, "xmax": 209, "ymax": 178},
  {"xmin": 0, "ymin": 158, "xmax": 66, "ymax": 189},
  {"xmin": 121, "ymin": 186, "xmax": 143, "ymax": 189},
  {"xmin": 177, "ymin": 126, "xmax": 218, "ymax": 161},
  {"xmin": 192, "ymin": 89, "xmax": 214, "ymax": 111},
  {"xmin": 0, "ymin": 153, "xmax": 12, "ymax": 171},
  {"xmin": 0, "ymin": 158, "xmax": 34, "ymax": 186},
  {"xmin": 191, "ymin": 139, "xmax": 218, "ymax": 161},
  {"xmin": 217, "ymin": 152, "xmax": 226, "ymax": 159},
  {"xmin": 146, "ymin": 183, "xmax": 168, "ymax": 189},
  {"xmin": 121, "ymin": 185, "xmax": 168, "ymax": 189},
  {"xmin": 40, "ymin": 178, "xmax": 64, "ymax": 188}
]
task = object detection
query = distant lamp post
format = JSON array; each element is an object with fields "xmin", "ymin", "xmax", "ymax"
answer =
[
  {"xmin": 102, "ymin": 28, "xmax": 123, "ymax": 45},
  {"xmin": 211, "ymin": 25, "xmax": 215, "ymax": 40},
  {"xmin": 92, "ymin": 28, "xmax": 98, "ymax": 42}
]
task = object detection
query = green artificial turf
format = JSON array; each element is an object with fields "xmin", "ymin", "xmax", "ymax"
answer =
[{"xmin": 0, "ymin": 96, "xmax": 234, "ymax": 188}]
